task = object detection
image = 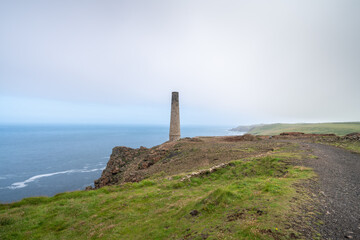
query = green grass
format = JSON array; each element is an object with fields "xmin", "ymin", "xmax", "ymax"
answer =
[
  {"xmin": 321, "ymin": 141, "xmax": 360, "ymax": 154},
  {"xmin": 0, "ymin": 156, "xmax": 315, "ymax": 240},
  {"xmin": 247, "ymin": 122, "xmax": 360, "ymax": 136}
]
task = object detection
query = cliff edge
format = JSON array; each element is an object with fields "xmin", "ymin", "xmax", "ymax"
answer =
[
  {"xmin": 93, "ymin": 133, "xmax": 359, "ymax": 189},
  {"xmin": 94, "ymin": 135, "xmax": 270, "ymax": 188}
]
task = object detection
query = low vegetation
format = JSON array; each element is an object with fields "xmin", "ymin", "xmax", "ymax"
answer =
[
  {"xmin": 0, "ymin": 148, "xmax": 317, "ymax": 239},
  {"xmin": 319, "ymin": 139, "xmax": 360, "ymax": 154}
]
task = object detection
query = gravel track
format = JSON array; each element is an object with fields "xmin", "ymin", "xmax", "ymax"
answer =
[{"xmin": 299, "ymin": 142, "xmax": 360, "ymax": 239}]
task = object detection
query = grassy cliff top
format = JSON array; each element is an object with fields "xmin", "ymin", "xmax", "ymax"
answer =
[{"xmin": 245, "ymin": 122, "xmax": 360, "ymax": 136}]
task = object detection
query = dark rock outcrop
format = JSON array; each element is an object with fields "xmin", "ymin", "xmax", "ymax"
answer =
[
  {"xmin": 94, "ymin": 146, "xmax": 169, "ymax": 188},
  {"xmin": 344, "ymin": 132, "xmax": 360, "ymax": 141}
]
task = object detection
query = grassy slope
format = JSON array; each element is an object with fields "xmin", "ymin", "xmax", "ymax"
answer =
[
  {"xmin": 248, "ymin": 122, "xmax": 360, "ymax": 136},
  {"xmin": 0, "ymin": 151, "xmax": 317, "ymax": 240},
  {"xmin": 331, "ymin": 141, "xmax": 360, "ymax": 153},
  {"xmin": 318, "ymin": 139, "xmax": 360, "ymax": 154}
]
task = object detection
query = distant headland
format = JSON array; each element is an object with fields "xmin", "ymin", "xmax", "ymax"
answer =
[{"xmin": 230, "ymin": 122, "xmax": 360, "ymax": 136}]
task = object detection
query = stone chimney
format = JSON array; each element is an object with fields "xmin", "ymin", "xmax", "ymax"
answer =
[{"xmin": 169, "ymin": 92, "xmax": 180, "ymax": 141}]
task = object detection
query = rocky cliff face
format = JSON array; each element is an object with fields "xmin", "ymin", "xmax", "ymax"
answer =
[{"xmin": 94, "ymin": 145, "xmax": 170, "ymax": 188}]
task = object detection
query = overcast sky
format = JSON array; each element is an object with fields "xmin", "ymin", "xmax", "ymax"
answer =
[{"xmin": 1, "ymin": 0, "xmax": 359, "ymax": 126}]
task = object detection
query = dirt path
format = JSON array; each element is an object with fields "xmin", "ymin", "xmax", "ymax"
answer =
[{"xmin": 298, "ymin": 141, "xmax": 360, "ymax": 239}]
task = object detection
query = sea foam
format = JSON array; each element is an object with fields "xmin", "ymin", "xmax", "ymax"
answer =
[{"xmin": 7, "ymin": 167, "xmax": 105, "ymax": 189}]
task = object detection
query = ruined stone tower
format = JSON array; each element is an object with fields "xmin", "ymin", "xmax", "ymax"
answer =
[{"xmin": 169, "ymin": 92, "xmax": 180, "ymax": 141}]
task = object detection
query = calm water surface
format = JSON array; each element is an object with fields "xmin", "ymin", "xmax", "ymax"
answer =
[{"xmin": 0, "ymin": 125, "xmax": 240, "ymax": 203}]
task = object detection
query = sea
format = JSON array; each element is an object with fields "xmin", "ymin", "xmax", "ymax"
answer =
[{"xmin": 0, "ymin": 125, "xmax": 241, "ymax": 203}]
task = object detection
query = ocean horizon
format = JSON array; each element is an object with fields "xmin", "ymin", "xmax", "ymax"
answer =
[{"xmin": 0, "ymin": 124, "xmax": 242, "ymax": 203}]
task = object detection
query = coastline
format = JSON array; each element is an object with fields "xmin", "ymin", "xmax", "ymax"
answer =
[{"xmin": 0, "ymin": 125, "xmax": 236, "ymax": 203}]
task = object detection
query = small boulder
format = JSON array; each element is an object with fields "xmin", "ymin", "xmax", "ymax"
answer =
[{"xmin": 190, "ymin": 210, "xmax": 199, "ymax": 216}]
